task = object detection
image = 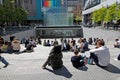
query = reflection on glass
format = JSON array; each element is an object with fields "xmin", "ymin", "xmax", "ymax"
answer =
[
  {"xmin": 36, "ymin": 28, "xmax": 83, "ymax": 38},
  {"xmin": 44, "ymin": 7, "xmax": 73, "ymax": 26}
]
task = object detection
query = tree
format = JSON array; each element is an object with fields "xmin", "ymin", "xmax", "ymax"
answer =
[
  {"xmin": 92, "ymin": 9, "xmax": 99, "ymax": 22},
  {"xmin": 98, "ymin": 7, "xmax": 107, "ymax": 22},
  {"xmin": 1, "ymin": 0, "xmax": 15, "ymax": 22},
  {"xmin": 115, "ymin": 4, "xmax": 120, "ymax": 20},
  {"xmin": 104, "ymin": 3, "xmax": 118, "ymax": 22},
  {"xmin": 15, "ymin": 7, "xmax": 28, "ymax": 27},
  {"xmin": 0, "ymin": 0, "xmax": 28, "ymax": 26},
  {"xmin": 92, "ymin": 7, "xmax": 107, "ymax": 23}
]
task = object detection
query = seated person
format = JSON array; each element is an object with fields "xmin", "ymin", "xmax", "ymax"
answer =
[
  {"xmin": 6, "ymin": 42, "xmax": 13, "ymax": 54},
  {"xmin": 78, "ymin": 38, "xmax": 85, "ymax": 53},
  {"xmin": 46, "ymin": 40, "xmax": 51, "ymax": 46},
  {"xmin": 114, "ymin": 39, "xmax": 120, "ymax": 48},
  {"xmin": 30, "ymin": 39, "xmax": 36, "ymax": 47},
  {"xmin": 22, "ymin": 43, "xmax": 34, "ymax": 53},
  {"xmin": 70, "ymin": 40, "xmax": 77, "ymax": 51},
  {"xmin": 82, "ymin": 38, "xmax": 89, "ymax": 52},
  {"xmin": 43, "ymin": 40, "xmax": 47, "ymax": 46},
  {"xmin": 26, "ymin": 43, "xmax": 34, "ymax": 52},
  {"xmin": 42, "ymin": 45, "xmax": 63, "ymax": 70},
  {"xmin": 1, "ymin": 41, "xmax": 8, "ymax": 53},
  {"xmin": 53, "ymin": 39, "xmax": 58, "ymax": 46},
  {"xmin": 71, "ymin": 49, "xmax": 85, "ymax": 68},
  {"xmin": 88, "ymin": 37, "xmax": 93, "ymax": 45},
  {"xmin": 12, "ymin": 38, "xmax": 21, "ymax": 53},
  {"xmin": 89, "ymin": 39, "xmax": 110, "ymax": 68}
]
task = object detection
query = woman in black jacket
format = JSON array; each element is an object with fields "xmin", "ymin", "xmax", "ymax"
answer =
[{"xmin": 42, "ymin": 45, "xmax": 63, "ymax": 70}]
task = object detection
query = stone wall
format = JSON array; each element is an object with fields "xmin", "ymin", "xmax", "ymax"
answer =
[{"xmin": 2, "ymin": 29, "xmax": 36, "ymax": 42}]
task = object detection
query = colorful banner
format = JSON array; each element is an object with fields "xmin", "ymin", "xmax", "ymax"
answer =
[{"xmin": 43, "ymin": 0, "xmax": 55, "ymax": 7}]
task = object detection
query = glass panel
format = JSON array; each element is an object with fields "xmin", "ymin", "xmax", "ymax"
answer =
[
  {"xmin": 36, "ymin": 27, "xmax": 83, "ymax": 38},
  {"xmin": 43, "ymin": 7, "xmax": 73, "ymax": 26}
]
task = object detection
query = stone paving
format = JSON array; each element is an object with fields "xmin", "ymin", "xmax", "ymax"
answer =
[{"xmin": 0, "ymin": 27, "xmax": 120, "ymax": 80}]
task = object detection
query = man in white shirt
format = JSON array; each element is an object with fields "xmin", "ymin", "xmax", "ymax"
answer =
[{"xmin": 89, "ymin": 39, "xmax": 110, "ymax": 68}]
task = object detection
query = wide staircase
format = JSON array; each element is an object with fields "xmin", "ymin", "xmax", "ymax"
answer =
[{"xmin": 0, "ymin": 26, "xmax": 33, "ymax": 36}]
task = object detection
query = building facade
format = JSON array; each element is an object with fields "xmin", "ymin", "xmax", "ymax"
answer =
[
  {"xmin": 82, "ymin": 0, "xmax": 120, "ymax": 25},
  {"xmin": 15, "ymin": 0, "xmax": 61, "ymax": 21},
  {"xmin": 62, "ymin": 0, "xmax": 83, "ymax": 15},
  {"xmin": 61, "ymin": 0, "xmax": 83, "ymax": 25},
  {"xmin": 18, "ymin": 0, "xmax": 43, "ymax": 21}
]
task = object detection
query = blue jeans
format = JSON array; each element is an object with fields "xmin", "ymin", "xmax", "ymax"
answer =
[{"xmin": 0, "ymin": 56, "xmax": 9, "ymax": 65}]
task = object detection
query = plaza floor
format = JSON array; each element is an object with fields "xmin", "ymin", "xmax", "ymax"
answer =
[{"xmin": 0, "ymin": 27, "xmax": 120, "ymax": 80}]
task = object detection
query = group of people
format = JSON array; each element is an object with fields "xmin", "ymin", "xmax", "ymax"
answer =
[
  {"xmin": 42, "ymin": 38, "xmax": 111, "ymax": 70},
  {"xmin": 0, "ymin": 36, "xmax": 118, "ymax": 69},
  {"xmin": 0, "ymin": 35, "xmax": 40, "ymax": 68},
  {"xmin": 0, "ymin": 34, "xmax": 23, "ymax": 68},
  {"xmin": 42, "ymin": 38, "xmax": 91, "ymax": 53}
]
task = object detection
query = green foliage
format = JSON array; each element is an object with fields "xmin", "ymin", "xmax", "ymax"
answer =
[
  {"xmin": 75, "ymin": 16, "xmax": 82, "ymax": 21},
  {"xmin": 92, "ymin": 10, "xmax": 98, "ymax": 22},
  {"xmin": 104, "ymin": 3, "xmax": 118, "ymax": 22},
  {"xmin": 0, "ymin": 0, "xmax": 28, "ymax": 24},
  {"xmin": 117, "ymin": 9, "xmax": 120, "ymax": 20},
  {"xmin": 99, "ymin": 7, "xmax": 107, "ymax": 21},
  {"xmin": 15, "ymin": 7, "xmax": 28, "ymax": 23},
  {"xmin": 115, "ymin": 5, "xmax": 120, "ymax": 20},
  {"xmin": 92, "ymin": 7, "xmax": 107, "ymax": 22},
  {"xmin": 92, "ymin": 3, "xmax": 120, "ymax": 22}
]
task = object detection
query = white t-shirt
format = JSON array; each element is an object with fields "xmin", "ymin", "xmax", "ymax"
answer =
[{"xmin": 89, "ymin": 46, "xmax": 110, "ymax": 66}]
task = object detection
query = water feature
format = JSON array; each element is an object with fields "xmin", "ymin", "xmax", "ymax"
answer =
[{"xmin": 36, "ymin": 7, "xmax": 83, "ymax": 38}]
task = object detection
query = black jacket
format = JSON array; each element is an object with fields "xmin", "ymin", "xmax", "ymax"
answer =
[
  {"xmin": 48, "ymin": 45, "xmax": 63, "ymax": 69},
  {"xmin": 71, "ymin": 55, "xmax": 84, "ymax": 68}
]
